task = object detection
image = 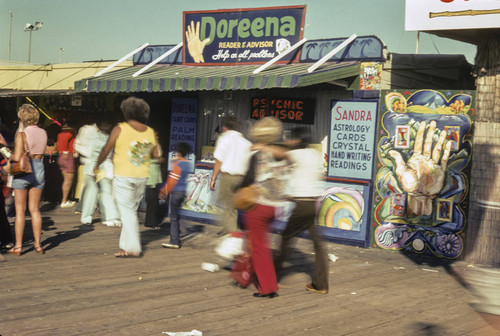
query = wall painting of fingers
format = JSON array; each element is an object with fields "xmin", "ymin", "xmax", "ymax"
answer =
[{"xmin": 372, "ymin": 89, "xmax": 475, "ymax": 259}]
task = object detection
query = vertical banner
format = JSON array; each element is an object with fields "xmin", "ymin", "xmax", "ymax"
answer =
[
  {"xmin": 168, "ymin": 98, "xmax": 198, "ymax": 172},
  {"xmin": 328, "ymin": 100, "xmax": 378, "ymax": 181}
]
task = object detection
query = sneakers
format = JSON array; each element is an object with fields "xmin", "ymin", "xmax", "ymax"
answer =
[
  {"xmin": 305, "ymin": 283, "xmax": 328, "ymax": 294},
  {"xmin": 162, "ymin": 243, "xmax": 181, "ymax": 249},
  {"xmin": 60, "ymin": 201, "xmax": 76, "ymax": 208},
  {"xmin": 102, "ymin": 220, "xmax": 122, "ymax": 227}
]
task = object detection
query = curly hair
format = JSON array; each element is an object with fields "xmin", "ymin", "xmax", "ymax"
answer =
[
  {"xmin": 17, "ymin": 104, "xmax": 39, "ymax": 126},
  {"xmin": 120, "ymin": 97, "xmax": 150, "ymax": 123}
]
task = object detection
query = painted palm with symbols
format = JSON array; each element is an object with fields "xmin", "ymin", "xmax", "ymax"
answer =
[
  {"xmin": 185, "ymin": 21, "xmax": 210, "ymax": 63},
  {"xmin": 388, "ymin": 120, "xmax": 452, "ymax": 216}
]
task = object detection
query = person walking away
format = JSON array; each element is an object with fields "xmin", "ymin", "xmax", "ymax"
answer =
[
  {"xmin": 0, "ymin": 132, "xmax": 13, "ymax": 250},
  {"xmin": 95, "ymin": 97, "xmax": 158, "ymax": 258},
  {"xmin": 160, "ymin": 142, "xmax": 192, "ymax": 249},
  {"xmin": 210, "ymin": 117, "xmax": 251, "ymax": 236},
  {"xmin": 73, "ymin": 121, "xmax": 99, "ymax": 214},
  {"xmin": 144, "ymin": 131, "xmax": 164, "ymax": 228},
  {"xmin": 273, "ymin": 127, "xmax": 329, "ymax": 294},
  {"xmin": 6, "ymin": 104, "xmax": 47, "ymax": 255},
  {"xmin": 42, "ymin": 123, "xmax": 61, "ymax": 205},
  {"xmin": 57, "ymin": 122, "xmax": 76, "ymax": 208},
  {"xmin": 237, "ymin": 117, "xmax": 288, "ymax": 298},
  {"xmin": 80, "ymin": 119, "xmax": 120, "ymax": 227}
]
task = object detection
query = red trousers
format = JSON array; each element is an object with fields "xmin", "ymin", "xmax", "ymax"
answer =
[{"xmin": 243, "ymin": 204, "xmax": 278, "ymax": 295}]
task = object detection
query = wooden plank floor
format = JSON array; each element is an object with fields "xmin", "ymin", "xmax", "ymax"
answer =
[{"xmin": 1, "ymin": 204, "xmax": 498, "ymax": 336}]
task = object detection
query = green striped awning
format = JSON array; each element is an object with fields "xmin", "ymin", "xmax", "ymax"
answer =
[{"xmin": 74, "ymin": 61, "xmax": 361, "ymax": 93}]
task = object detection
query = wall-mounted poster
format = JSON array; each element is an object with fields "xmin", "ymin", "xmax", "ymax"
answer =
[
  {"xmin": 372, "ymin": 89, "xmax": 475, "ymax": 259},
  {"xmin": 328, "ymin": 100, "xmax": 378, "ymax": 181},
  {"xmin": 183, "ymin": 5, "xmax": 306, "ymax": 65},
  {"xmin": 359, "ymin": 62, "xmax": 382, "ymax": 90}
]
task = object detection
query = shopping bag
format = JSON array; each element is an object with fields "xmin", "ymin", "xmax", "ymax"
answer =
[{"xmin": 230, "ymin": 254, "xmax": 254, "ymax": 288}]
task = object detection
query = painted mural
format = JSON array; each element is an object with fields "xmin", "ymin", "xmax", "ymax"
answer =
[
  {"xmin": 270, "ymin": 180, "xmax": 372, "ymax": 247},
  {"xmin": 181, "ymin": 167, "xmax": 222, "ymax": 215},
  {"xmin": 181, "ymin": 165, "xmax": 372, "ymax": 246},
  {"xmin": 372, "ymin": 89, "xmax": 475, "ymax": 259}
]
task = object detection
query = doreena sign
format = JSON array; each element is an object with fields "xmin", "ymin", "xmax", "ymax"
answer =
[
  {"xmin": 405, "ymin": 0, "xmax": 500, "ymax": 31},
  {"xmin": 183, "ymin": 5, "xmax": 306, "ymax": 65}
]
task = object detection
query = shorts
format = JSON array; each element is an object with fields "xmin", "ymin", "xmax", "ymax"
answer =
[
  {"xmin": 12, "ymin": 159, "xmax": 45, "ymax": 190},
  {"xmin": 58, "ymin": 154, "xmax": 75, "ymax": 174}
]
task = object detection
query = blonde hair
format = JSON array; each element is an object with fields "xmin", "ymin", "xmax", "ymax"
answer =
[
  {"xmin": 17, "ymin": 104, "xmax": 39, "ymax": 126},
  {"xmin": 249, "ymin": 117, "xmax": 283, "ymax": 144}
]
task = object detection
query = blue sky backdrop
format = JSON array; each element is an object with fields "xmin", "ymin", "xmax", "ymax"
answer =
[{"xmin": 0, "ymin": 0, "xmax": 477, "ymax": 64}]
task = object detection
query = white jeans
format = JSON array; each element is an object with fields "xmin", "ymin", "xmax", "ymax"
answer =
[
  {"xmin": 81, "ymin": 175, "xmax": 119, "ymax": 224},
  {"xmin": 113, "ymin": 176, "xmax": 147, "ymax": 254}
]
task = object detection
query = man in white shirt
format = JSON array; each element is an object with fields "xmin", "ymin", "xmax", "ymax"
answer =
[
  {"xmin": 73, "ymin": 122, "xmax": 99, "ymax": 213},
  {"xmin": 210, "ymin": 117, "xmax": 251, "ymax": 235}
]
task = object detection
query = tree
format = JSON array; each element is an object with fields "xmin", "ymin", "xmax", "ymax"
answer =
[{"xmin": 466, "ymin": 36, "xmax": 500, "ymax": 267}]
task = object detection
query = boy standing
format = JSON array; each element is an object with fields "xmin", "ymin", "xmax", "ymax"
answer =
[{"xmin": 160, "ymin": 142, "xmax": 191, "ymax": 249}]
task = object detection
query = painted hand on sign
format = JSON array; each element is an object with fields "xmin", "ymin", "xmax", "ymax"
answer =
[
  {"xmin": 185, "ymin": 21, "xmax": 210, "ymax": 63},
  {"xmin": 388, "ymin": 120, "xmax": 452, "ymax": 216}
]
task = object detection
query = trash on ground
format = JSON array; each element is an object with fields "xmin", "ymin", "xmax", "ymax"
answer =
[
  {"xmin": 162, "ymin": 330, "xmax": 202, "ymax": 336},
  {"xmin": 201, "ymin": 262, "xmax": 220, "ymax": 272},
  {"xmin": 328, "ymin": 253, "xmax": 338, "ymax": 262},
  {"xmin": 421, "ymin": 268, "xmax": 439, "ymax": 273},
  {"xmin": 393, "ymin": 266, "xmax": 406, "ymax": 270},
  {"xmin": 351, "ymin": 292, "xmax": 357, "ymax": 295}
]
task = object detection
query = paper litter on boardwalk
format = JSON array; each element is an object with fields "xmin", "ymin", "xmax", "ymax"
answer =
[{"xmin": 162, "ymin": 329, "xmax": 202, "ymax": 336}]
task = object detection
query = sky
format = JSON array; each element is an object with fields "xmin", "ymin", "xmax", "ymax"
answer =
[{"xmin": 0, "ymin": 0, "xmax": 477, "ymax": 65}]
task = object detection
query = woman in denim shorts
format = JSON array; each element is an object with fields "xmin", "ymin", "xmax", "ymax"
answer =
[{"xmin": 7, "ymin": 104, "xmax": 47, "ymax": 255}]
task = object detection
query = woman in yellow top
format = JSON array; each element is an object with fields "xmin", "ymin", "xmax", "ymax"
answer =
[{"xmin": 95, "ymin": 97, "xmax": 158, "ymax": 257}]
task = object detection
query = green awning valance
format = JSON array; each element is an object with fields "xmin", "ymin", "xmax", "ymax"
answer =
[{"xmin": 74, "ymin": 62, "xmax": 361, "ymax": 93}]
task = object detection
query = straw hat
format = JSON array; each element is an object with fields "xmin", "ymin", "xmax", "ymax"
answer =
[{"xmin": 249, "ymin": 117, "xmax": 283, "ymax": 144}]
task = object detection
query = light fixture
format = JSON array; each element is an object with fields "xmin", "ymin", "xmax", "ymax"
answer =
[{"xmin": 24, "ymin": 21, "xmax": 43, "ymax": 63}]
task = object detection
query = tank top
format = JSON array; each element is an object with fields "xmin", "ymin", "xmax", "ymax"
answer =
[
  {"xmin": 23, "ymin": 125, "xmax": 47, "ymax": 155},
  {"xmin": 113, "ymin": 122, "xmax": 156, "ymax": 178}
]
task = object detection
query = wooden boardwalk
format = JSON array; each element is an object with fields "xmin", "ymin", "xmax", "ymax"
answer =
[{"xmin": 1, "ymin": 205, "xmax": 498, "ymax": 336}]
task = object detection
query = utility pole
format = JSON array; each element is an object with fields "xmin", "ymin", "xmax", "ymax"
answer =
[{"xmin": 8, "ymin": 12, "xmax": 13, "ymax": 61}]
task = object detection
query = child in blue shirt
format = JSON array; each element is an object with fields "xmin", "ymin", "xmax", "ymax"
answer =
[{"xmin": 160, "ymin": 142, "xmax": 191, "ymax": 249}]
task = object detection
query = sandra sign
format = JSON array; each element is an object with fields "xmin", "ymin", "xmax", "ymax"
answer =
[
  {"xmin": 183, "ymin": 5, "xmax": 306, "ymax": 65},
  {"xmin": 405, "ymin": 0, "xmax": 500, "ymax": 31}
]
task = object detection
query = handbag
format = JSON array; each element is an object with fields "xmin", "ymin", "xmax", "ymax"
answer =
[
  {"xmin": 233, "ymin": 185, "xmax": 258, "ymax": 212},
  {"xmin": 7, "ymin": 132, "xmax": 32, "ymax": 175},
  {"xmin": 230, "ymin": 254, "xmax": 254, "ymax": 288}
]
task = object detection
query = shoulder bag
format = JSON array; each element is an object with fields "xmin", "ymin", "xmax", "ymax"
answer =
[
  {"xmin": 232, "ymin": 153, "xmax": 259, "ymax": 212},
  {"xmin": 7, "ymin": 132, "xmax": 33, "ymax": 175}
]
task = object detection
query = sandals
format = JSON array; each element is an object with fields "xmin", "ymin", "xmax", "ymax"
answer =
[
  {"xmin": 7, "ymin": 246, "xmax": 22, "ymax": 256},
  {"xmin": 114, "ymin": 250, "xmax": 141, "ymax": 258},
  {"xmin": 35, "ymin": 245, "xmax": 45, "ymax": 254},
  {"xmin": 305, "ymin": 283, "xmax": 328, "ymax": 294}
]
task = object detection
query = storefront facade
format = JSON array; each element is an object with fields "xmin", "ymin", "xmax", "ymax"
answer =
[{"xmin": 73, "ymin": 5, "xmax": 475, "ymax": 258}]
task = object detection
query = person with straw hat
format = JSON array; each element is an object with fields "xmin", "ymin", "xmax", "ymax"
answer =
[{"xmin": 238, "ymin": 116, "xmax": 289, "ymax": 298}]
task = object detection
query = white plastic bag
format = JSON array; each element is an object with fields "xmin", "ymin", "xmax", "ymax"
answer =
[{"xmin": 215, "ymin": 232, "xmax": 244, "ymax": 260}]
